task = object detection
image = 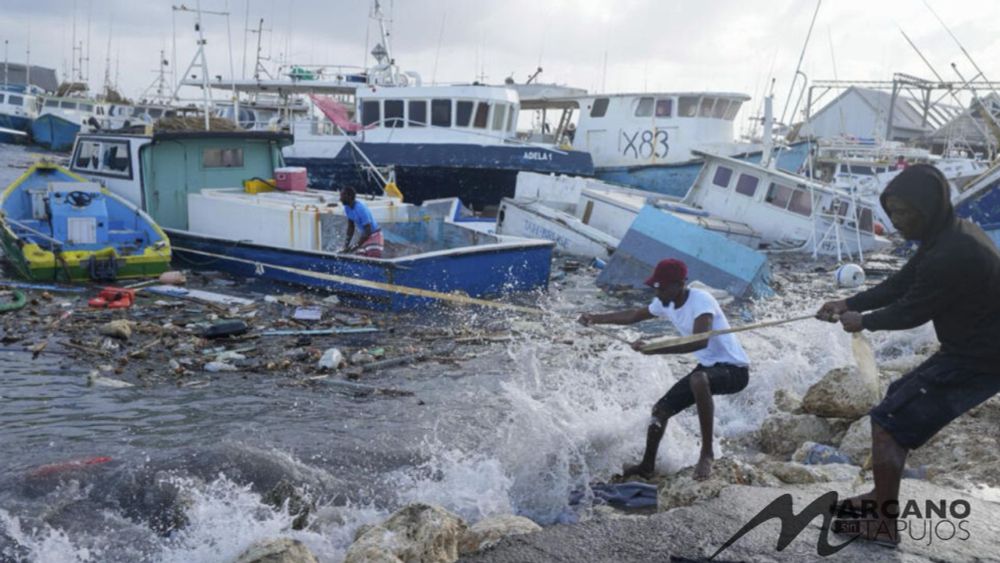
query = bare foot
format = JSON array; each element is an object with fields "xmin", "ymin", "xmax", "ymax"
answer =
[
  {"xmin": 693, "ymin": 456, "xmax": 713, "ymax": 480},
  {"xmin": 621, "ymin": 463, "xmax": 654, "ymax": 480}
]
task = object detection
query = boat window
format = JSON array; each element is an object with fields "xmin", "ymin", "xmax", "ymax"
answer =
[
  {"xmin": 678, "ymin": 97, "xmax": 698, "ymax": 117},
  {"xmin": 74, "ymin": 140, "xmax": 102, "ymax": 170},
  {"xmin": 712, "ymin": 166, "xmax": 733, "ymax": 188},
  {"xmin": 456, "ymin": 101, "xmax": 474, "ymax": 127},
  {"xmin": 408, "ymin": 100, "xmax": 427, "ymax": 127},
  {"xmin": 765, "ymin": 182, "xmax": 793, "ymax": 208},
  {"xmin": 79, "ymin": 103, "xmax": 94, "ymax": 112},
  {"xmin": 713, "ymin": 100, "xmax": 730, "ymax": 119},
  {"xmin": 590, "ymin": 98, "xmax": 609, "ymax": 117},
  {"xmin": 850, "ymin": 165, "xmax": 874, "ymax": 175},
  {"xmin": 492, "ymin": 104, "xmax": 507, "ymax": 130},
  {"xmin": 60, "ymin": 101, "xmax": 77, "ymax": 110},
  {"xmin": 857, "ymin": 206, "xmax": 874, "ymax": 232},
  {"xmin": 202, "ymin": 148, "xmax": 244, "ymax": 168},
  {"xmin": 506, "ymin": 105, "xmax": 516, "ymax": 131},
  {"xmin": 724, "ymin": 101, "xmax": 742, "ymax": 120},
  {"xmin": 101, "ymin": 142, "xmax": 131, "ymax": 175},
  {"xmin": 148, "ymin": 108, "xmax": 163, "ymax": 118},
  {"xmin": 361, "ymin": 100, "xmax": 380, "ymax": 127},
  {"xmin": 10, "ymin": 95, "xmax": 23, "ymax": 106},
  {"xmin": 45, "ymin": 99, "xmax": 59, "ymax": 107},
  {"xmin": 384, "ymin": 100, "xmax": 404, "ymax": 128},
  {"xmin": 635, "ymin": 97, "xmax": 654, "ymax": 117},
  {"xmin": 473, "ymin": 102, "xmax": 490, "ymax": 129},
  {"xmin": 655, "ymin": 98, "xmax": 672, "ymax": 118},
  {"xmin": 96, "ymin": 106, "xmax": 105, "ymax": 115},
  {"xmin": 431, "ymin": 99, "xmax": 451, "ymax": 127},
  {"xmin": 0, "ymin": 94, "xmax": 5, "ymax": 103},
  {"xmin": 699, "ymin": 98, "xmax": 715, "ymax": 117},
  {"xmin": 735, "ymin": 173, "xmax": 759, "ymax": 197},
  {"xmin": 788, "ymin": 187, "xmax": 812, "ymax": 216}
]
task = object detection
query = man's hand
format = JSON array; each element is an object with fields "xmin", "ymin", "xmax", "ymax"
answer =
[
  {"xmin": 816, "ymin": 299, "xmax": 849, "ymax": 322},
  {"xmin": 578, "ymin": 313, "xmax": 594, "ymax": 326},
  {"xmin": 839, "ymin": 311, "xmax": 864, "ymax": 333},
  {"xmin": 631, "ymin": 339, "xmax": 647, "ymax": 352}
]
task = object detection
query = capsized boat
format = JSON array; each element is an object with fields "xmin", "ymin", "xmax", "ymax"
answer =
[{"xmin": 0, "ymin": 161, "xmax": 171, "ymax": 281}]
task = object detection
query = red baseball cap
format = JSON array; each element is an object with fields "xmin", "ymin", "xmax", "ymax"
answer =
[{"xmin": 645, "ymin": 259, "xmax": 688, "ymax": 288}]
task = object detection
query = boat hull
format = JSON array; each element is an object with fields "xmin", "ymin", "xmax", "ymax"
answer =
[
  {"xmin": 284, "ymin": 142, "xmax": 594, "ymax": 210},
  {"xmin": 0, "ymin": 114, "xmax": 31, "ymax": 144},
  {"xmin": 30, "ymin": 114, "xmax": 81, "ymax": 151},
  {"xmin": 595, "ymin": 141, "xmax": 812, "ymax": 198},
  {"xmin": 956, "ymin": 173, "xmax": 1000, "ymax": 247},
  {"xmin": 168, "ymin": 229, "xmax": 553, "ymax": 310}
]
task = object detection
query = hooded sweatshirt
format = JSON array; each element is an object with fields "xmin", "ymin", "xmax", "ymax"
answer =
[{"xmin": 845, "ymin": 164, "xmax": 1000, "ymax": 366}]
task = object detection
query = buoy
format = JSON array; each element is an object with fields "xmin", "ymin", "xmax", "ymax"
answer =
[{"xmin": 835, "ymin": 263, "xmax": 866, "ymax": 288}]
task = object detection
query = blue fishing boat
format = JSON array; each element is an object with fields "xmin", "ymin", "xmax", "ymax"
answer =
[
  {"xmin": 955, "ymin": 162, "xmax": 1000, "ymax": 247},
  {"xmin": 0, "ymin": 87, "xmax": 38, "ymax": 144},
  {"xmin": 31, "ymin": 96, "xmax": 103, "ymax": 151},
  {"xmin": 69, "ymin": 131, "xmax": 555, "ymax": 310},
  {"xmin": 0, "ymin": 161, "xmax": 171, "ymax": 282}
]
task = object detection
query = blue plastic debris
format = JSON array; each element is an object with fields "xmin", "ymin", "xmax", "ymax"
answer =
[
  {"xmin": 596, "ymin": 205, "xmax": 772, "ymax": 299},
  {"xmin": 569, "ymin": 481, "xmax": 658, "ymax": 510}
]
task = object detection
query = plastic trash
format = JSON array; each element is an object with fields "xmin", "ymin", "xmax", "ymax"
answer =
[
  {"xmin": 204, "ymin": 361, "xmax": 238, "ymax": 372},
  {"xmin": 795, "ymin": 442, "xmax": 853, "ymax": 465},
  {"xmin": 318, "ymin": 348, "xmax": 343, "ymax": 370},
  {"xmin": 202, "ymin": 320, "xmax": 249, "ymax": 339},
  {"xmin": 158, "ymin": 271, "xmax": 187, "ymax": 285},
  {"xmin": 591, "ymin": 257, "xmax": 607, "ymax": 270}
]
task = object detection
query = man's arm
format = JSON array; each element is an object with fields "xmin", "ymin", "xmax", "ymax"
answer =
[
  {"xmin": 579, "ymin": 308, "xmax": 654, "ymax": 326},
  {"xmin": 845, "ymin": 257, "xmax": 919, "ymax": 313},
  {"xmin": 343, "ymin": 222, "xmax": 356, "ymax": 252},
  {"xmin": 635, "ymin": 313, "xmax": 713, "ymax": 355},
  {"xmin": 856, "ymin": 256, "xmax": 959, "ymax": 332}
]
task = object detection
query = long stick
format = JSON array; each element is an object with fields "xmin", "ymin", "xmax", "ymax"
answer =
[{"xmin": 640, "ymin": 313, "xmax": 815, "ymax": 353}]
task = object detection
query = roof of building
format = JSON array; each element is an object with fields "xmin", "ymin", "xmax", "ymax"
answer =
[
  {"xmin": 807, "ymin": 86, "xmax": 963, "ymax": 135},
  {"xmin": 0, "ymin": 63, "xmax": 59, "ymax": 93}
]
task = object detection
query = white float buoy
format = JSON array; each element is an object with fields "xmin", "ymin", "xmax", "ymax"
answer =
[{"xmin": 835, "ymin": 263, "xmax": 866, "ymax": 288}]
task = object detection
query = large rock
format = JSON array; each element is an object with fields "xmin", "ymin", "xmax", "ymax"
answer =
[
  {"xmin": 345, "ymin": 503, "xmax": 467, "ymax": 563},
  {"xmin": 656, "ymin": 457, "xmax": 778, "ymax": 512},
  {"xmin": 772, "ymin": 388, "xmax": 803, "ymax": 414},
  {"xmin": 801, "ymin": 366, "xmax": 880, "ymax": 419},
  {"xmin": 838, "ymin": 415, "xmax": 873, "ymax": 465},
  {"xmin": 757, "ymin": 412, "xmax": 840, "ymax": 457},
  {"xmin": 458, "ymin": 515, "xmax": 542, "ymax": 555},
  {"xmin": 760, "ymin": 461, "xmax": 860, "ymax": 485},
  {"xmin": 233, "ymin": 538, "xmax": 318, "ymax": 563}
]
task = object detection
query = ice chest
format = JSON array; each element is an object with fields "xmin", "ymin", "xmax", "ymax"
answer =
[{"xmin": 274, "ymin": 167, "xmax": 308, "ymax": 191}]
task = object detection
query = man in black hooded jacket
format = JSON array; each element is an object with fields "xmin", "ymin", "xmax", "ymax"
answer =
[{"xmin": 817, "ymin": 163, "xmax": 1000, "ymax": 546}]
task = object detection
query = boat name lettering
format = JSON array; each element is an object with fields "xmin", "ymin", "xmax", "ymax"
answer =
[
  {"xmin": 622, "ymin": 129, "xmax": 669, "ymax": 159},
  {"xmin": 523, "ymin": 221, "xmax": 571, "ymax": 249},
  {"xmin": 523, "ymin": 151, "xmax": 553, "ymax": 161}
]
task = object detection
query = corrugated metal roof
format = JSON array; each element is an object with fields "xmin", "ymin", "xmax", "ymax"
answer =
[{"xmin": 0, "ymin": 63, "xmax": 59, "ymax": 93}]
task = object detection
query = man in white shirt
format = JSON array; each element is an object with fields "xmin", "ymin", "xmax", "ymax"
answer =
[{"xmin": 579, "ymin": 258, "xmax": 751, "ymax": 480}]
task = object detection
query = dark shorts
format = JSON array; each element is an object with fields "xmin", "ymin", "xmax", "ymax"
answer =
[
  {"xmin": 870, "ymin": 353, "xmax": 1000, "ymax": 450},
  {"xmin": 654, "ymin": 363, "xmax": 750, "ymax": 415}
]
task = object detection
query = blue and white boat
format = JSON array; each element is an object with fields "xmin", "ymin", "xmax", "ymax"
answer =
[
  {"xmin": 31, "ymin": 95, "xmax": 104, "ymax": 151},
  {"xmin": 519, "ymin": 91, "xmax": 810, "ymax": 198},
  {"xmin": 0, "ymin": 86, "xmax": 39, "ymax": 143},
  {"xmin": 955, "ymin": 162, "xmax": 1000, "ymax": 247},
  {"xmin": 68, "ymin": 130, "xmax": 555, "ymax": 309}
]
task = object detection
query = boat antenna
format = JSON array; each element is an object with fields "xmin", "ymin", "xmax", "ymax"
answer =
[
  {"xmin": 25, "ymin": 22, "xmax": 31, "ymax": 89},
  {"xmin": 922, "ymin": 0, "xmax": 1000, "ymax": 104},
  {"xmin": 172, "ymin": 1, "xmax": 229, "ymax": 130},
  {"xmin": 3, "ymin": 40, "xmax": 8, "ymax": 91},
  {"xmin": 772, "ymin": 0, "xmax": 821, "ymax": 168},
  {"xmin": 431, "ymin": 12, "xmax": 445, "ymax": 85},
  {"xmin": 241, "ymin": 0, "xmax": 250, "ymax": 80}
]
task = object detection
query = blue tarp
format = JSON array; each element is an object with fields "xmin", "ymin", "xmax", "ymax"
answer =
[{"xmin": 596, "ymin": 205, "xmax": 772, "ymax": 299}]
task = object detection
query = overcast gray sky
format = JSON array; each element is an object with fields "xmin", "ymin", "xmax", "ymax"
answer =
[{"xmin": 3, "ymin": 0, "xmax": 999, "ymax": 125}]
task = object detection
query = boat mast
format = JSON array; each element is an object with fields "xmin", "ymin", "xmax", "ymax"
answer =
[
  {"xmin": 172, "ymin": 0, "xmax": 228, "ymax": 130},
  {"xmin": 3, "ymin": 40, "xmax": 8, "ymax": 91}
]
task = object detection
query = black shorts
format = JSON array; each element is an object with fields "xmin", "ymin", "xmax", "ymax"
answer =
[
  {"xmin": 870, "ymin": 353, "xmax": 1000, "ymax": 449},
  {"xmin": 654, "ymin": 363, "xmax": 750, "ymax": 415}
]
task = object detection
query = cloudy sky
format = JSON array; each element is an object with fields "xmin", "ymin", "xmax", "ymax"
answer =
[{"xmin": 3, "ymin": 0, "xmax": 999, "ymax": 125}]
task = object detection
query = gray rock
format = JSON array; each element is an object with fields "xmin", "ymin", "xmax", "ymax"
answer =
[
  {"xmin": 760, "ymin": 461, "xmax": 861, "ymax": 485},
  {"xmin": 772, "ymin": 388, "xmax": 803, "ymax": 414},
  {"xmin": 838, "ymin": 415, "xmax": 872, "ymax": 466},
  {"xmin": 345, "ymin": 503, "xmax": 467, "ymax": 563},
  {"xmin": 801, "ymin": 366, "xmax": 880, "ymax": 419},
  {"xmin": 459, "ymin": 515, "xmax": 542, "ymax": 555},
  {"xmin": 757, "ymin": 412, "xmax": 839, "ymax": 457},
  {"xmin": 656, "ymin": 457, "xmax": 778, "ymax": 512},
  {"xmin": 233, "ymin": 538, "xmax": 318, "ymax": 563}
]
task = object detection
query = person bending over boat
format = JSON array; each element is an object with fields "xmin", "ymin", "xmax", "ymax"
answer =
[
  {"xmin": 817, "ymin": 164, "xmax": 1000, "ymax": 547},
  {"xmin": 340, "ymin": 186, "xmax": 383, "ymax": 258},
  {"xmin": 579, "ymin": 258, "xmax": 751, "ymax": 481}
]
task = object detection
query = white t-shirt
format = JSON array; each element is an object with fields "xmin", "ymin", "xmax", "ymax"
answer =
[{"xmin": 648, "ymin": 287, "xmax": 750, "ymax": 367}]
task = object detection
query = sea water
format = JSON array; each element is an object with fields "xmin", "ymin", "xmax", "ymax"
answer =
[{"xmin": 0, "ymin": 143, "xmax": 938, "ymax": 562}]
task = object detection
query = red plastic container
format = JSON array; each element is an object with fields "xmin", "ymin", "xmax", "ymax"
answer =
[{"xmin": 274, "ymin": 167, "xmax": 308, "ymax": 191}]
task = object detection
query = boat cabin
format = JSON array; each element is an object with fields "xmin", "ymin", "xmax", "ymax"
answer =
[
  {"xmin": 519, "ymin": 92, "xmax": 750, "ymax": 168},
  {"xmin": 0, "ymin": 89, "xmax": 39, "ymax": 121}
]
